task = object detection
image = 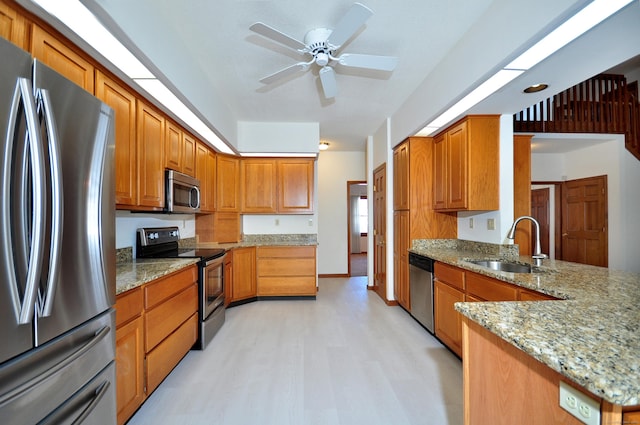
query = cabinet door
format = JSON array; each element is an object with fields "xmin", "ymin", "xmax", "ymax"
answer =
[
  {"xmin": 164, "ymin": 120, "xmax": 182, "ymax": 172},
  {"xmin": 393, "ymin": 210, "xmax": 409, "ymax": 309},
  {"xmin": 182, "ymin": 133, "xmax": 196, "ymax": 177},
  {"xmin": 241, "ymin": 159, "xmax": 277, "ymax": 213},
  {"xmin": 223, "ymin": 251, "xmax": 233, "ymax": 306},
  {"xmin": 232, "ymin": 247, "xmax": 256, "ymax": 301},
  {"xmin": 393, "ymin": 142, "xmax": 409, "ymax": 210},
  {"xmin": 115, "ymin": 316, "xmax": 144, "ymax": 425},
  {"xmin": 31, "ymin": 25, "xmax": 94, "ymax": 92},
  {"xmin": 446, "ymin": 121, "xmax": 468, "ymax": 209},
  {"xmin": 136, "ymin": 101, "xmax": 165, "ymax": 209},
  {"xmin": 0, "ymin": 1, "xmax": 30, "ymax": 50},
  {"xmin": 195, "ymin": 142, "xmax": 216, "ymax": 212},
  {"xmin": 277, "ymin": 159, "xmax": 314, "ymax": 213},
  {"xmin": 217, "ymin": 155, "xmax": 240, "ymax": 212},
  {"xmin": 95, "ymin": 71, "xmax": 137, "ymax": 207},
  {"xmin": 433, "ymin": 133, "xmax": 447, "ymax": 210},
  {"xmin": 434, "ymin": 280, "xmax": 464, "ymax": 357},
  {"xmin": 466, "ymin": 272, "xmax": 518, "ymax": 302}
]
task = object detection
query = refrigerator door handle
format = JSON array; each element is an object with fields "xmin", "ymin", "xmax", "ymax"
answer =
[
  {"xmin": 37, "ymin": 88, "xmax": 64, "ymax": 318},
  {"xmin": 1, "ymin": 77, "xmax": 46, "ymax": 325},
  {"xmin": 69, "ymin": 380, "xmax": 111, "ymax": 425}
]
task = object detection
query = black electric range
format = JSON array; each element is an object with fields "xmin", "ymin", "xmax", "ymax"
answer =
[{"xmin": 136, "ymin": 227, "xmax": 225, "ymax": 261}]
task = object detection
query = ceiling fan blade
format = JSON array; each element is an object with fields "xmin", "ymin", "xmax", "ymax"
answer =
[
  {"xmin": 260, "ymin": 62, "xmax": 309, "ymax": 84},
  {"xmin": 319, "ymin": 67, "xmax": 338, "ymax": 98},
  {"xmin": 326, "ymin": 3, "xmax": 373, "ymax": 50},
  {"xmin": 337, "ymin": 53, "xmax": 398, "ymax": 71},
  {"xmin": 250, "ymin": 22, "xmax": 306, "ymax": 51}
]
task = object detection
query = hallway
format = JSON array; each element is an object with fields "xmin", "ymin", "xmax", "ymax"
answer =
[{"xmin": 128, "ymin": 277, "xmax": 463, "ymax": 425}]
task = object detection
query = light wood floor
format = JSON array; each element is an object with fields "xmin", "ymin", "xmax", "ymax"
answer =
[{"xmin": 128, "ymin": 277, "xmax": 463, "ymax": 425}]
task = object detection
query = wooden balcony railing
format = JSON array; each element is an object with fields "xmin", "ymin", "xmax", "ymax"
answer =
[{"xmin": 514, "ymin": 74, "xmax": 640, "ymax": 161}]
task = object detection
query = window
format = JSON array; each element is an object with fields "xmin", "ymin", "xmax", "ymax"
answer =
[{"xmin": 359, "ymin": 196, "xmax": 368, "ymax": 235}]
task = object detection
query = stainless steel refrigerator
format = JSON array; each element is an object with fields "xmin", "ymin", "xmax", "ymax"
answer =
[{"xmin": 0, "ymin": 37, "xmax": 117, "ymax": 424}]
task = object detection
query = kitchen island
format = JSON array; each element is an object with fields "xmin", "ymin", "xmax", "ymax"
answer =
[{"xmin": 410, "ymin": 239, "xmax": 640, "ymax": 424}]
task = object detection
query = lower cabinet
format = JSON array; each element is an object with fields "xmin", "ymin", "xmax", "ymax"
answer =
[
  {"xmin": 115, "ymin": 265, "xmax": 198, "ymax": 424},
  {"xmin": 256, "ymin": 246, "xmax": 317, "ymax": 296},
  {"xmin": 434, "ymin": 279, "xmax": 465, "ymax": 357},
  {"xmin": 230, "ymin": 246, "xmax": 257, "ymax": 302}
]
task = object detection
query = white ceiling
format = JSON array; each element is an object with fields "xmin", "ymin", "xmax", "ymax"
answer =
[{"xmin": 24, "ymin": 0, "xmax": 640, "ymax": 153}]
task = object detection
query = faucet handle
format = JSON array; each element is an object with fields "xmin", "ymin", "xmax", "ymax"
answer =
[{"xmin": 531, "ymin": 253, "xmax": 547, "ymax": 267}]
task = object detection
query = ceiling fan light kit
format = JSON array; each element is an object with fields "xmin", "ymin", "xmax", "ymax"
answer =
[{"xmin": 250, "ymin": 2, "xmax": 398, "ymax": 99}]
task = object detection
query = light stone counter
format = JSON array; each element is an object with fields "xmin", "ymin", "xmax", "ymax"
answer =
[
  {"xmin": 115, "ymin": 258, "xmax": 199, "ymax": 295},
  {"xmin": 410, "ymin": 239, "xmax": 640, "ymax": 406}
]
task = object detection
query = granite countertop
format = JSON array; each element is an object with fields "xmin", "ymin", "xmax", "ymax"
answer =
[
  {"xmin": 410, "ymin": 239, "xmax": 640, "ymax": 407},
  {"xmin": 115, "ymin": 234, "xmax": 318, "ymax": 295}
]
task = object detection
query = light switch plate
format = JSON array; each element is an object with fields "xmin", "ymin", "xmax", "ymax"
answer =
[{"xmin": 559, "ymin": 381, "xmax": 600, "ymax": 425}]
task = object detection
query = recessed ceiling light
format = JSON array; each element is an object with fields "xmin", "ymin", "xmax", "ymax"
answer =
[
  {"xmin": 319, "ymin": 142, "xmax": 330, "ymax": 151},
  {"xmin": 523, "ymin": 83, "xmax": 549, "ymax": 93}
]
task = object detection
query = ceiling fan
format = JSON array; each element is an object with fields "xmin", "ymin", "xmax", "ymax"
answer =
[{"xmin": 249, "ymin": 2, "xmax": 398, "ymax": 99}]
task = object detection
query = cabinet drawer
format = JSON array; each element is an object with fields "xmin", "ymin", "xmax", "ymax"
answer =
[
  {"xmin": 434, "ymin": 262, "xmax": 465, "ymax": 290},
  {"xmin": 145, "ymin": 283, "xmax": 197, "ymax": 352},
  {"xmin": 144, "ymin": 266, "xmax": 197, "ymax": 309},
  {"xmin": 146, "ymin": 313, "xmax": 198, "ymax": 394},
  {"xmin": 257, "ymin": 276, "xmax": 317, "ymax": 296},
  {"xmin": 519, "ymin": 289, "xmax": 557, "ymax": 301},
  {"xmin": 257, "ymin": 246, "xmax": 316, "ymax": 258},
  {"xmin": 116, "ymin": 288, "xmax": 143, "ymax": 327},
  {"xmin": 258, "ymin": 257, "xmax": 315, "ymax": 277},
  {"xmin": 466, "ymin": 272, "xmax": 517, "ymax": 301}
]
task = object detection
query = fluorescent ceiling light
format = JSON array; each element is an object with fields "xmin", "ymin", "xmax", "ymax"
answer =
[
  {"xmin": 31, "ymin": 0, "xmax": 153, "ymax": 79},
  {"xmin": 135, "ymin": 79, "xmax": 233, "ymax": 154},
  {"xmin": 240, "ymin": 152, "xmax": 317, "ymax": 158},
  {"xmin": 506, "ymin": 0, "xmax": 633, "ymax": 70}
]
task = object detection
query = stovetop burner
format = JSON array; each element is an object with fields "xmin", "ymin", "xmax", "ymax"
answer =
[{"xmin": 136, "ymin": 226, "xmax": 225, "ymax": 261}]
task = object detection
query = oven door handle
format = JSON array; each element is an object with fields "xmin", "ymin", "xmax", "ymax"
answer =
[{"xmin": 203, "ymin": 253, "xmax": 226, "ymax": 267}]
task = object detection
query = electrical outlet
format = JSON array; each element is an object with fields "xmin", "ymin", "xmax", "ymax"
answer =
[
  {"xmin": 308, "ymin": 218, "xmax": 313, "ymax": 227},
  {"xmin": 487, "ymin": 218, "xmax": 495, "ymax": 230},
  {"xmin": 469, "ymin": 218, "xmax": 474, "ymax": 229},
  {"xmin": 275, "ymin": 219, "xmax": 279, "ymax": 226},
  {"xmin": 559, "ymin": 381, "xmax": 600, "ymax": 425}
]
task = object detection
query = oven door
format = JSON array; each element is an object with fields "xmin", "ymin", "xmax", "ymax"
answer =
[{"xmin": 201, "ymin": 254, "xmax": 225, "ymax": 320}]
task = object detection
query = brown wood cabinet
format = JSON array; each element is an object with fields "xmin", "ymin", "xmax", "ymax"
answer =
[
  {"xmin": 466, "ymin": 271, "xmax": 518, "ymax": 302},
  {"xmin": 95, "ymin": 71, "xmax": 138, "ymax": 208},
  {"xmin": 136, "ymin": 101, "xmax": 165, "ymax": 210},
  {"xmin": 256, "ymin": 246, "xmax": 317, "ymax": 296},
  {"xmin": 241, "ymin": 158, "xmax": 315, "ymax": 214},
  {"xmin": 392, "ymin": 138, "xmax": 456, "ymax": 311},
  {"xmin": 223, "ymin": 250, "xmax": 233, "ymax": 306},
  {"xmin": 196, "ymin": 141, "xmax": 216, "ymax": 212},
  {"xmin": 143, "ymin": 266, "xmax": 198, "ymax": 394},
  {"xmin": 393, "ymin": 210, "xmax": 410, "ymax": 310},
  {"xmin": 433, "ymin": 115, "xmax": 500, "ymax": 211},
  {"xmin": 241, "ymin": 158, "xmax": 277, "ymax": 213},
  {"xmin": 217, "ymin": 154, "xmax": 241, "ymax": 212},
  {"xmin": 30, "ymin": 24, "xmax": 94, "ymax": 92},
  {"xmin": 434, "ymin": 262, "xmax": 466, "ymax": 357},
  {"xmin": 164, "ymin": 120, "xmax": 183, "ymax": 173},
  {"xmin": 115, "ymin": 288, "xmax": 144, "ymax": 425},
  {"xmin": 230, "ymin": 246, "xmax": 256, "ymax": 302},
  {"xmin": 182, "ymin": 132, "xmax": 196, "ymax": 177},
  {"xmin": 0, "ymin": 0, "xmax": 30, "ymax": 50}
]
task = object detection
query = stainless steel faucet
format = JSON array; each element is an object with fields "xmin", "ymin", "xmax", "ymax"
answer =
[{"xmin": 507, "ymin": 216, "xmax": 547, "ymax": 266}]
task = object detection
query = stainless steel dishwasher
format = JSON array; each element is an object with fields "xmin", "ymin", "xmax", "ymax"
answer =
[{"xmin": 409, "ymin": 252, "xmax": 435, "ymax": 333}]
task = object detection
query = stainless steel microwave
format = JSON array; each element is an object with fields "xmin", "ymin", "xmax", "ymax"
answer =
[{"xmin": 165, "ymin": 169, "xmax": 201, "ymax": 213}]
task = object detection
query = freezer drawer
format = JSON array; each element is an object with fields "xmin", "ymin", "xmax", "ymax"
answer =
[{"xmin": 0, "ymin": 310, "xmax": 116, "ymax": 424}]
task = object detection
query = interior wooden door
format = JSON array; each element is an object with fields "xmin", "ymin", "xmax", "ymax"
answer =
[
  {"xmin": 531, "ymin": 188, "xmax": 550, "ymax": 256},
  {"xmin": 373, "ymin": 164, "xmax": 386, "ymax": 301},
  {"xmin": 561, "ymin": 175, "xmax": 608, "ymax": 267}
]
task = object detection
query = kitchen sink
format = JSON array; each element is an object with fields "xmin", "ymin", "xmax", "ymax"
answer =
[{"xmin": 468, "ymin": 259, "xmax": 534, "ymax": 273}]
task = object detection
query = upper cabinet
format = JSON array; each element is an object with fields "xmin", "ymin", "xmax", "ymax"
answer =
[
  {"xmin": 137, "ymin": 101, "xmax": 165, "ymax": 210},
  {"xmin": 433, "ymin": 115, "xmax": 500, "ymax": 211},
  {"xmin": 0, "ymin": 1, "xmax": 30, "ymax": 50},
  {"xmin": 241, "ymin": 158, "xmax": 315, "ymax": 214},
  {"xmin": 31, "ymin": 24, "xmax": 94, "ymax": 93},
  {"xmin": 95, "ymin": 71, "xmax": 137, "ymax": 208},
  {"xmin": 277, "ymin": 159, "xmax": 314, "ymax": 214},
  {"xmin": 216, "ymin": 154, "xmax": 241, "ymax": 212},
  {"xmin": 393, "ymin": 142, "xmax": 410, "ymax": 210},
  {"xmin": 182, "ymin": 133, "xmax": 196, "ymax": 177},
  {"xmin": 195, "ymin": 141, "xmax": 216, "ymax": 213},
  {"xmin": 164, "ymin": 121, "xmax": 196, "ymax": 177}
]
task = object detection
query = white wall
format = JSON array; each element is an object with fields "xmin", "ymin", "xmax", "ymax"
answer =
[
  {"xmin": 317, "ymin": 151, "xmax": 366, "ymax": 275},
  {"xmin": 531, "ymin": 135, "xmax": 640, "ymax": 272},
  {"xmin": 457, "ymin": 115, "xmax": 515, "ymax": 244},
  {"xmin": 115, "ymin": 211, "xmax": 196, "ymax": 255},
  {"xmin": 237, "ymin": 121, "xmax": 319, "ymax": 154}
]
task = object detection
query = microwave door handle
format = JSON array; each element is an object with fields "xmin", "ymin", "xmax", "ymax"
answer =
[
  {"xmin": 1, "ymin": 78, "xmax": 47, "ymax": 325},
  {"xmin": 38, "ymin": 89, "xmax": 63, "ymax": 318},
  {"xmin": 192, "ymin": 186, "xmax": 201, "ymax": 209}
]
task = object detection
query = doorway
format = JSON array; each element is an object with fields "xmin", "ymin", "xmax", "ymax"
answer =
[{"xmin": 347, "ymin": 181, "xmax": 367, "ymax": 277}]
